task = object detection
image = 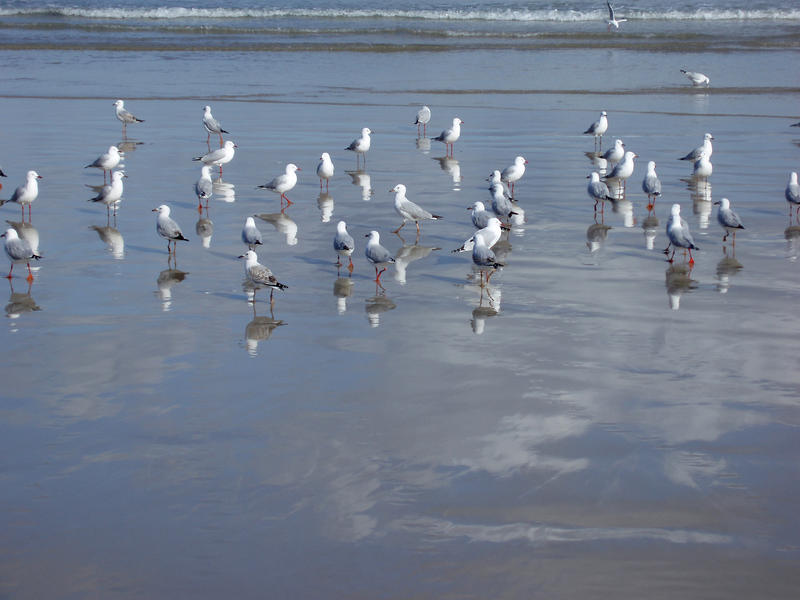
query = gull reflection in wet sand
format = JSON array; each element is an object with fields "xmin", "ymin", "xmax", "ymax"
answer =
[
  {"xmin": 5, "ymin": 279, "xmax": 40, "ymax": 325},
  {"xmin": 665, "ymin": 263, "xmax": 697, "ymax": 310},
  {"xmin": 255, "ymin": 211, "xmax": 298, "ymax": 246},
  {"xmin": 716, "ymin": 246, "xmax": 743, "ymax": 294},
  {"xmin": 317, "ymin": 191, "xmax": 334, "ymax": 223},
  {"xmin": 116, "ymin": 139, "xmax": 143, "ymax": 155},
  {"xmin": 642, "ymin": 205, "xmax": 659, "ymax": 250},
  {"xmin": 89, "ymin": 224, "xmax": 124, "ymax": 259},
  {"xmin": 470, "ymin": 284, "xmax": 500, "ymax": 335},
  {"xmin": 365, "ymin": 285, "xmax": 396, "ymax": 327},
  {"xmin": 784, "ymin": 224, "xmax": 800, "ymax": 261},
  {"xmin": 244, "ymin": 303, "xmax": 285, "ymax": 356},
  {"xmin": 433, "ymin": 155, "xmax": 461, "ymax": 187},
  {"xmin": 333, "ymin": 273, "xmax": 354, "ymax": 315},
  {"xmin": 690, "ymin": 180, "xmax": 712, "ymax": 229},
  {"xmin": 213, "ymin": 177, "xmax": 236, "ymax": 203},
  {"xmin": 586, "ymin": 213, "xmax": 612, "ymax": 255},
  {"xmin": 612, "ymin": 197, "xmax": 634, "ymax": 228},
  {"xmin": 346, "ymin": 169, "xmax": 372, "ymax": 201},
  {"xmin": 195, "ymin": 204, "xmax": 213, "ymax": 249},
  {"xmin": 393, "ymin": 236, "xmax": 440, "ymax": 285},
  {"xmin": 415, "ymin": 136, "xmax": 431, "ymax": 153},
  {"xmin": 156, "ymin": 266, "xmax": 188, "ymax": 312}
]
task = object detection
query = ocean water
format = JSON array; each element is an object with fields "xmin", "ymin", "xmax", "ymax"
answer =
[{"xmin": 1, "ymin": 2, "xmax": 800, "ymax": 598}]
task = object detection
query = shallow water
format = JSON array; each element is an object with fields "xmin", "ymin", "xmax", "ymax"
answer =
[{"xmin": 1, "ymin": 4, "xmax": 800, "ymax": 598}]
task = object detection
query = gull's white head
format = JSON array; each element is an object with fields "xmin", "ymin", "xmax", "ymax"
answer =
[
  {"xmin": 391, "ymin": 183, "xmax": 407, "ymax": 195},
  {"xmin": 470, "ymin": 201, "xmax": 485, "ymax": 211},
  {"xmin": 671, "ymin": 203, "xmax": 682, "ymax": 217},
  {"xmin": 647, "ymin": 161, "xmax": 656, "ymax": 171},
  {"xmin": 320, "ymin": 152, "xmax": 331, "ymax": 161},
  {"xmin": 224, "ymin": 140, "xmax": 237, "ymax": 149},
  {"xmin": 704, "ymin": 133, "xmax": 714, "ymax": 141},
  {"xmin": 337, "ymin": 220, "xmax": 348, "ymax": 233},
  {"xmin": 589, "ymin": 171, "xmax": 601, "ymax": 182},
  {"xmin": 152, "ymin": 204, "xmax": 170, "ymax": 216},
  {"xmin": 515, "ymin": 156, "xmax": 528, "ymax": 165},
  {"xmin": 2, "ymin": 228, "xmax": 19, "ymax": 241},
  {"xmin": 27, "ymin": 170, "xmax": 42, "ymax": 180},
  {"xmin": 366, "ymin": 230, "xmax": 380, "ymax": 243},
  {"xmin": 361, "ymin": 127, "xmax": 372, "ymax": 136},
  {"xmin": 791, "ymin": 172, "xmax": 798, "ymax": 184},
  {"xmin": 718, "ymin": 197, "xmax": 731, "ymax": 209},
  {"xmin": 286, "ymin": 163, "xmax": 299, "ymax": 173},
  {"xmin": 113, "ymin": 100, "xmax": 124, "ymax": 108}
]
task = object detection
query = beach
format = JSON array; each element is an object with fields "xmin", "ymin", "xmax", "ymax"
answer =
[{"xmin": 1, "ymin": 2, "xmax": 800, "ymax": 598}]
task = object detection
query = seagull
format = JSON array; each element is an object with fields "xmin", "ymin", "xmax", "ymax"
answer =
[
  {"xmin": 693, "ymin": 151, "xmax": 713, "ymax": 181},
  {"xmin": 241, "ymin": 216, "xmax": 263, "ymax": 249},
  {"xmin": 345, "ymin": 127, "xmax": 372, "ymax": 165},
  {"xmin": 681, "ymin": 69, "xmax": 710, "ymax": 87},
  {"xmin": 89, "ymin": 170, "xmax": 125, "ymax": 214},
  {"xmin": 468, "ymin": 201, "xmax": 494, "ymax": 229},
  {"xmin": 85, "ymin": 145, "xmax": 121, "ymax": 183},
  {"xmin": 584, "ymin": 111, "xmax": 608, "ymax": 149},
  {"xmin": 113, "ymin": 99, "xmax": 144, "ymax": 136},
  {"xmin": 194, "ymin": 165, "xmax": 213, "ymax": 205},
  {"xmin": 587, "ymin": 171, "xmax": 614, "ymax": 209},
  {"xmin": 258, "ymin": 163, "xmax": 300, "ymax": 206},
  {"xmin": 501, "ymin": 156, "xmax": 528, "ymax": 198},
  {"xmin": 641, "ymin": 161, "xmax": 662, "ymax": 208},
  {"xmin": 365, "ymin": 230, "xmax": 395, "ymax": 282},
  {"xmin": 714, "ymin": 197, "xmax": 744, "ymax": 243},
  {"xmin": 334, "ymin": 220, "xmax": 355, "ymax": 271},
  {"xmin": 316, "ymin": 152, "xmax": 334, "ymax": 191},
  {"xmin": 785, "ymin": 172, "xmax": 800, "ymax": 219},
  {"xmin": 487, "ymin": 170, "xmax": 516, "ymax": 220},
  {"xmin": 152, "ymin": 204, "xmax": 189, "ymax": 253},
  {"xmin": 238, "ymin": 249, "xmax": 287, "ymax": 305},
  {"xmin": 680, "ymin": 132, "xmax": 713, "ymax": 161},
  {"xmin": 2, "ymin": 227, "xmax": 41, "ymax": 281},
  {"xmin": 472, "ymin": 231, "xmax": 504, "ymax": 285},
  {"xmin": 390, "ymin": 183, "xmax": 443, "ymax": 235},
  {"xmin": 453, "ymin": 217, "xmax": 504, "ymax": 254},
  {"xmin": 433, "ymin": 117, "xmax": 463, "ymax": 156},
  {"xmin": 605, "ymin": 2, "xmax": 627, "ymax": 30},
  {"xmin": 0, "ymin": 170, "xmax": 42, "ymax": 221},
  {"xmin": 202, "ymin": 105, "xmax": 229, "ymax": 146},
  {"xmin": 414, "ymin": 105, "xmax": 431, "ymax": 136},
  {"xmin": 193, "ymin": 140, "xmax": 236, "ymax": 176},
  {"xmin": 601, "ymin": 139, "xmax": 625, "ymax": 164},
  {"xmin": 602, "ymin": 151, "xmax": 637, "ymax": 196},
  {"xmin": 665, "ymin": 203, "xmax": 698, "ymax": 264}
]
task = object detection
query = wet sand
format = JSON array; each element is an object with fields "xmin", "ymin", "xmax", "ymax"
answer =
[{"xmin": 1, "ymin": 43, "xmax": 800, "ymax": 598}]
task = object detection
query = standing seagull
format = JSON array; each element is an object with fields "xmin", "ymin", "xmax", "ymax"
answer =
[
  {"xmin": 258, "ymin": 163, "xmax": 300, "ymax": 207},
  {"xmin": 601, "ymin": 139, "xmax": 625, "ymax": 164},
  {"xmin": 693, "ymin": 151, "xmax": 713, "ymax": 182},
  {"xmin": 2, "ymin": 227, "xmax": 41, "ymax": 281},
  {"xmin": 364, "ymin": 230, "xmax": 395, "ymax": 283},
  {"xmin": 602, "ymin": 151, "xmax": 637, "ymax": 197},
  {"xmin": 468, "ymin": 201, "xmax": 494, "ymax": 229},
  {"xmin": 390, "ymin": 183, "xmax": 443, "ymax": 235},
  {"xmin": 605, "ymin": 2, "xmax": 627, "ymax": 30},
  {"xmin": 414, "ymin": 105, "xmax": 431, "ymax": 136},
  {"xmin": 472, "ymin": 231, "xmax": 504, "ymax": 285},
  {"xmin": 487, "ymin": 170, "xmax": 516, "ymax": 220},
  {"xmin": 584, "ymin": 111, "xmax": 608, "ymax": 150},
  {"xmin": 0, "ymin": 170, "xmax": 42, "ymax": 221},
  {"xmin": 501, "ymin": 156, "xmax": 528, "ymax": 198},
  {"xmin": 681, "ymin": 69, "xmax": 710, "ymax": 87},
  {"xmin": 333, "ymin": 220, "xmax": 355, "ymax": 271},
  {"xmin": 433, "ymin": 117, "xmax": 463, "ymax": 157},
  {"xmin": 680, "ymin": 132, "xmax": 714, "ymax": 161},
  {"xmin": 665, "ymin": 203, "xmax": 698, "ymax": 264},
  {"xmin": 786, "ymin": 172, "xmax": 800, "ymax": 219},
  {"xmin": 714, "ymin": 197, "xmax": 744, "ymax": 243},
  {"xmin": 85, "ymin": 145, "xmax": 121, "ymax": 183},
  {"xmin": 89, "ymin": 170, "xmax": 125, "ymax": 215},
  {"xmin": 641, "ymin": 161, "xmax": 662, "ymax": 209},
  {"xmin": 152, "ymin": 204, "xmax": 189, "ymax": 253},
  {"xmin": 453, "ymin": 217, "xmax": 504, "ymax": 254},
  {"xmin": 587, "ymin": 172, "xmax": 614, "ymax": 210},
  {"xmin": 193, "ymin": 140, "xmax": 236, "ymax": 177},
  {"xmin": 202, "ymin": 105, "xmax": 228, "ymax": 147},
  {"xmin": 194, "ymin": 165, "xmax": 213, "ymax": 206},
  {"xmin": 113, "ymin": 100, "xmax": 144, "ymax": 136},
  {"xmin": 241, "ymin": 216, "xmax": 263, "ymax": 250},
  {"xmin": 316, "ymin": 152, "xmax": 334, "ymax": 191},
  {"xmin": 345, "ymin": 127, "xmax": 372, "ymax": 166},
  {"xmin": 238, "ymin": 249, "xmax": 287, "ymax": 305}
]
